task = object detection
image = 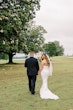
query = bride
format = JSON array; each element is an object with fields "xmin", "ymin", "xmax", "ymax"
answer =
[{"xmin": 40, "ymin": 53, "xmax": 59, "ymax": 100}]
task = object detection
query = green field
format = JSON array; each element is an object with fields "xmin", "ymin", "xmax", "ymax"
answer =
[{"xmin": 0, "ymin": 56, "xmax": 73, "ymax": 110}]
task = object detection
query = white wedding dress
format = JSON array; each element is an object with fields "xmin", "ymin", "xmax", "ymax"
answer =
[{"xmin": 40, "ymin": 61, "xmax": 59, "ymax": 100}]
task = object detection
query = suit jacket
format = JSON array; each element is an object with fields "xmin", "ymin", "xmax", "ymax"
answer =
[{"xmin": 25, "ymin": 57, "xmax": 39, "ymax": 76}]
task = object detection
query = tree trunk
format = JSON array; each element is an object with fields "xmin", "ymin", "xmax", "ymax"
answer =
[{"xmin": 8, "ymin": 53, "xmax": 13, "ymax": 64}]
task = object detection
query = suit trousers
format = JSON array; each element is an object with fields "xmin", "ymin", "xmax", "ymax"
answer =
[{"xmin": 28, "ymin": 75, "xmax": 37, "ymax": 94}]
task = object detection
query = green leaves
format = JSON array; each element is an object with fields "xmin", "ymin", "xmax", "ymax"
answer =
[
  {"xmin": 23, "ymin": 22, "xmax": 46, "ymax": 53},
  {"xmin": 43, "ymin": 41, "xmax": 64, "ymax": 56}
]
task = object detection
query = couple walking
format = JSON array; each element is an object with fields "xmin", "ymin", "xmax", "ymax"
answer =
[{"xmin": 25, "ymin": 52, "xmax": 59, "ymax": 100}]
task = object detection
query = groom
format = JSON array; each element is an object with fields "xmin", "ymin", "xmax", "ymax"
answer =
[{"xmin": 24, "ymin": 51, "xmax": 39, "ymax": 94}]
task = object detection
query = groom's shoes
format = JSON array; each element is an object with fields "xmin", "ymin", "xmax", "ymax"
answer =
[
  {"xmin": 31, "ymin": 91, "xmax": 35, "ymax": 95},
  {"xmin": 29, "ymin": 89, "xmax": 35, "ymax": 94}
]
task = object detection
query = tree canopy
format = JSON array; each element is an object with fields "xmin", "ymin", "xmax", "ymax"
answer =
[
  {"xmin": 0, "ymin": 0, "xmax": 41, "ymax": 63},
  {"xmin": 43, "ymin": 41, "xmax": 64, "ymax": 56},
  {"xmin": 23, "ymin": 21, "xmax": 46, "ymax": 53}
]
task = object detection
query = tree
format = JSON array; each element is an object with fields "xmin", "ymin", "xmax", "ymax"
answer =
[
  {"xmin": 43, "ymin": 41, "xmax": 64, "ymax": 56},
  {"xmin": 43, "ymin": 42, "xmax": 57, "ymax": 56},
  {"xmin": 22, "ymin": 22, "xmax": 46, "ymax": 53},
  {"xmin": 54, "ymin": 41, "xmax": 64, "ymax": 56},
  {"xmin": 0, "ymin": 0, "xmax": 40, "ymax": 63}
]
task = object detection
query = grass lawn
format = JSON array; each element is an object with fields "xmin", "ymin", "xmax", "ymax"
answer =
[{"xmin": 0, "ymin": 56, "xmax": 73, "ymax": 110}]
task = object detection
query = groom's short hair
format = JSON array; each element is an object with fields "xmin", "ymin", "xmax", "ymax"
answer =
[{"xmin": 29, "ymin": 51, "xmax": 35, "ymax": 57}]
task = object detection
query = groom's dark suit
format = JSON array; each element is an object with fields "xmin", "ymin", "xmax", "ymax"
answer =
[{"xmin": 25, "ymin": 56, "xmax": 39, "ymax": 94}]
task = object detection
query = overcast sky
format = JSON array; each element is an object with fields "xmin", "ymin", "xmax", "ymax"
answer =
[{"xmin": 35, "ymin": 0, "xmax": 73, "ymax": 55}]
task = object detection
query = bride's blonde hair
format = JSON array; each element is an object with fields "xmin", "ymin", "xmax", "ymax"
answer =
[{"xmin": 41, "ymin": 53, "xmax": 50, "ymax": 66}]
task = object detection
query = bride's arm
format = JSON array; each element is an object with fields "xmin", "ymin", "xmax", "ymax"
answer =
[
  {"xmin": 40, "ymin": 65, "xmax": 43, "ymax": 71},
  {"xmin": 39, "ymin": 61, "xmax": 44, "ymax": 72}
]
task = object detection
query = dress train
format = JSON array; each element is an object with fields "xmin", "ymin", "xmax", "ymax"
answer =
[{"xmin": 40, "ymin": 66, "xmax": 59, "ymax": 100}]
